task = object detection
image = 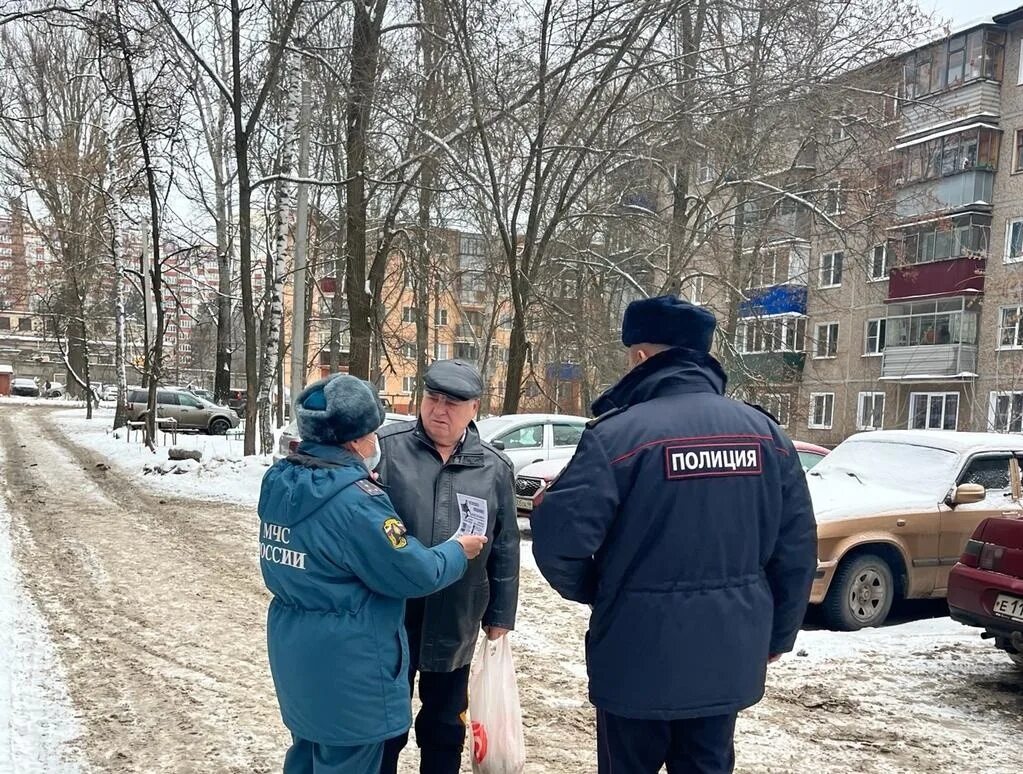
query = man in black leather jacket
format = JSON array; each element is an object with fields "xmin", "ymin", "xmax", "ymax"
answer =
[{"xmin": 376, "ymin": 359, "xmax": 520, "ymax": 774}]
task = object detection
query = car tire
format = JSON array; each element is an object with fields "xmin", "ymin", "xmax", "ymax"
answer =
[
  {"xmin": 822, "ymin": 553, "xmax": 895, "ymax": 631},
  {"xmin": 209, "ymin": 417, "xmax": 231, "ymax": 435}
]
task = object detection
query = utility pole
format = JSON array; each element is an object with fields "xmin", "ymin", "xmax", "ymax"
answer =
[{"xmin": 290, "ymin": 77, "xmax": 312, "ymax": 415}]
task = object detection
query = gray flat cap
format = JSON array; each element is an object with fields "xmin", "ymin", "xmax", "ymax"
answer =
[{"xmin": 423, "ymin": 359, "xmax": 484, "ymax": 400}]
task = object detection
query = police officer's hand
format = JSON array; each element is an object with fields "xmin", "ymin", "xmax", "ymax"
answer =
[{"xmin": 456, "ymin": 534, "xmax": 487, "ymax": 559}]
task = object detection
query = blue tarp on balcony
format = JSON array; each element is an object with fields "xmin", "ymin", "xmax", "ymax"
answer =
[{"xmin": 739, "ymin": 284, "xmax": 807, "ymax": 318}]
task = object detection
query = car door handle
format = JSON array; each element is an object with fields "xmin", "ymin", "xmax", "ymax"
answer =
[
  {"xmin": 896, "ymin": 519, "xmax": 907, "ymax": 527},
  {"xmin": 1001, "ymin": 511, "xmax": 1020, "ymax": 517}
]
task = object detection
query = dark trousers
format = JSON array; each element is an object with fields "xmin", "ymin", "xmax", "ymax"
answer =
[
  {"xmin": 380, "ymin": 600, "xmax": 470, "ymax": 774},
  {"xmin": 597, "ymin": 710, "xmax": 738, "ymax": 774},
  {"xmin": 284, "ymin": 735, "xmax": 384, "ymax": 774}
]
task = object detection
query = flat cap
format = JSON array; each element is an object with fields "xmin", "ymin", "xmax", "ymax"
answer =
[
  {"xmin": 622, "ymin": 294, "xmax": 717, "ymax": 353},
  {"xmin": 423, "ymin": 359, "xmax": 484, "ymax": 401}
]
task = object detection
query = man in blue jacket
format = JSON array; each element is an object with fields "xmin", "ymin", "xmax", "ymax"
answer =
[
  {"xmin": 531, "ymin": 296, "xmax": 817, "ymax": 773},
  {"xmin": 259, "ymin": 374, "xmax": 487, "ymax": 773}
]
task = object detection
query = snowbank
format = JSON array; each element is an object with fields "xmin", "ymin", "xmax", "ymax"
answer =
[
  {"xmin": 52, "ymin": 407, "xmax": 274, "ymax": 507},
  {"xmin": 0, "ymin": 447, "xmax": 85, "ymax": 774}
]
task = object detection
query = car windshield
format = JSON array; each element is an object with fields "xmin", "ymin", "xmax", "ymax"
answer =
[
  {"xmin": 809, "ymin": 440, "xmax": 959, "ymax": 497},
  {"xmin": 475, "ymin": 417, "xmax": 519, "ymax": 439}
]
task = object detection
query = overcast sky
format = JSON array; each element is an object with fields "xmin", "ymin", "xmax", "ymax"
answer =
[{"xmin": 930, "ymin": 0, "xmax": 1021, "ymax": 25}]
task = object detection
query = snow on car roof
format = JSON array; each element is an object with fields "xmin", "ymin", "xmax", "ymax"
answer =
[{"xmin": 843, "ymin": 429, "xmax": 1023, "ymax": 456}]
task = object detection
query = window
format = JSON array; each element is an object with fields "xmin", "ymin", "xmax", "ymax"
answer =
[
  {"xmin": 454, "ymin": 343, "xmax": 479, "ymax": 361},
  {"xmin": 864, "ymin": 318, "xmax": 886, "ymax": 356},
  {"xmin": 1018, "ymin": 38, "xmax": 1023, "ymax": 85},
  {"xmin": 857, "ymin": 392, "xmax": 885, "ymax": 430},
  {"xmin": 959, "ymin": 455, "xmax": 1012, "ymax": 491},
  {"xmin": 1006, "ymin": 219, "xmax": 1023, "ymax": 262},
  {"xmin": 178, "ymin": 394, "xmax": 202, "ymax": 408},
  {"xmin": 156, "ymin": 391, "xmax": 179, "ymax": 406},
  {"xmin": 894, "ymin": 213, "xmax": 990, "ymax": 265},
  {"xmin": 887, "ymin": 297, "xmax": 976, "ymax": 347},
  {"xmin": 734, "ymin": 316, "xmax": 806, "ymax": 354},
  {"xmin": 823, "ymin": 181, "xmax": 847, "ymax": 215},
  {"xmin": 898, "ymin": 127, "xmax": 999, "ymax": 185},
  {"xmin": 748, "ymin": 252, "xmax": 777, "ymax": 288},
  {"xmin": 553, "ymin": 423, "xmax": 585, "ymax": 447},
  {"xmin": 434, "ymin": 308, "xmax": 448, "ymax": 326},
  {"xmin": 1000, "ymin": 306, "xmax": 1023, "ymax": 349},
  {"xmin": 401, "ymin": 343, "xmax": 417, "ymax": 359},
  {"xmin": 402, "ymin": 376, "xmax": 416, "ymax": 394},
  {"xmin": 684, "ymin": 275, "xmax": 704, "ymax": 305},
  {"xmin": 819, "ymin": 251, "xmax": 843, "ymax": 287},
  {"xmin": 909, "ymin": 392, "xmax": 959, "ymax": 430},
  {"xmin": 870, "ymin": 244, "xmax": 888, "ymax": 281},
  {"xmin": 402, "ymin": 306, "xmax": 416, "ymax": 324},
  {"xmin": 1015, "ymin": 130, "xmax": 1023, "ymax": 173},
  {"xmin": 697, "ymin": 156, "xmax": 714, "ymax": 184},
  {"xmin": 990, "ymin": 392, "xmax": 1023, "ymax": 433},
  {"xmin": 434, "ymin": 342, "xmax": 450, "ymax": 360},
  {"xmin": 809, "ymin": 393, "xmax": 835, "ymax": 429},
  {"xmin": 759, "ymin": 394, "xmax": 791, "ymax": 427},
  {"xmin": 0, "ymin": 317, "xmax": 9, "ymax": 330},
  {"xmin": 787, "ymin": 244, "xmax": 810, "ymax": 282},
  {"xmin": 497, "ymin": 424, "xmax": 543, "ymax": 449},
  {"xmin": 814, "ymin": 322, "xmax": 839, "ymax": 358}
]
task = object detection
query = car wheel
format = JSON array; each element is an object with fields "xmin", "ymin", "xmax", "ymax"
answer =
[
  {"xmin": 822, "ymin": 553, "xmax": 895, "ymax": 631},
  {"xmin": 209, "ymin": 417, "xmax": 230, "ymax": 435}
]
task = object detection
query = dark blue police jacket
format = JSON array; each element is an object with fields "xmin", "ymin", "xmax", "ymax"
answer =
[{"xmin": 531, "ymin": 348, "xmax": 816, "ymax": 720}]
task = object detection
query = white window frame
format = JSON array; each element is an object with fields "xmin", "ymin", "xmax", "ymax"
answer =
[
  {"xmin": 990, "ymin": 391, "xmax": 1023, "ymax": 433},
  {"xmin": 762, "ymin": 394, "xmax": 791, "ymax": 427},
  {"xmin": 734, "ymin": 315, "xmax": 807, "ymax": 354},
  {"xmin": 434, "ymin": 342, "xmax": 450, "ymax": 360},
  {"xmin": 434, "ymin": 308, "xmax": 448, "ymax": 326},
  {"xmin": 401, "ymin": 306, "xmax": 416, "ymax": 324},
  {"xmin": 998, "ymin": 305, "xmax": 1023, "ymax": 349},
  {"xmin": 401, "ymin": 375, "xmax": 416, "ymax": 395},
  {"xmin": 401, "ymin": 343, "xmax": 417, "ymax": 359},
  {"xmin": 813, "ymin": 322, "xmax": 839, "ymax": 359},
  {"xmin": 869, "ymin": 244, "xmax": 888, "ymax": 281},
  {"xmin": 857, "ymin": 392, "xmax": 885, "ymax": 430},
  {"xmin": 824, "ymin": 180, "xmax": 847, "ymax": 216},
  {"xmin": 819, "ymin": 251, "xmax": 843, "ymax": 288},
  {"xmin": 749, "ymin": 251, "xmax": 778, "ymax": 288},
  {"xmin": 697, "ymin": 156, "xmax": 714, "ymax": 184},
  {"xmin": 685, "ymin": 274, "xmax": 705, "ymax": 305},
  {"xmin": 809, "ymin": 393, "xmax": 835, "ymax": 430},
  {"xmin": 1005, "ymin": 218, "xmax": 1023, "ymax": 263},
  {"xmin": 909, "ymin": 392, "xmax": 959, "ymax": 430},
  {"xmin": 864, "ymin": 318, "xmax": 886, "ymax": 357}
]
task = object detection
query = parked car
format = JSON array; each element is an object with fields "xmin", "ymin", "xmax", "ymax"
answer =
[
  {"xmin": 226, "ymin": 388, "xmax": 247, "ymax": 414},
  {"xmin": 809, "ymin": 429, "xmax": 1023, "ymax": 631},
  {"xmin": 10, "ymin": 377, "xmax": 39, "ymax": 397},
  {"xmin": 475, "ymin": 413, "xmax": 589, "ymax": 473},
  {"xmin": 948, "ymin": 516, "xmax": 1023, "ymax": 671},
  {"xmin": 273, "ymin": 412, "xmax": 416, "ymax": 461},
  {"xmin": 42, "ymin": 381, "xmax": 65, "ymax": 398},
  {"xmin": 100, "ymin": 384, "xmax": 119, "ymax": 401},
  {"xmin": 516, "ymin": 439, "xmax": 831, "ymax": 517},
  {"xmin": 126, "ymin": 387, "xmax": 240, "ymax": 435},
  {"xmin": 186, "ymin": 387, "xmax": 216, "ymax": 403}
]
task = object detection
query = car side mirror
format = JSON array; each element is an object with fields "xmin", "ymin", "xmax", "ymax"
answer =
[
  {"xmin": 948, "ymin": 483, "xmax": 986, "ymax": 506},
  {"xmin": 492, "ymin": 440, "xmax": 505, "ymax": 451}
]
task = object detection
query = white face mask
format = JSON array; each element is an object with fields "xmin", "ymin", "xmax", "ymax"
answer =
[{"xmin": 363, "ymin": 436, "xmax": 382, "ymax": 471}]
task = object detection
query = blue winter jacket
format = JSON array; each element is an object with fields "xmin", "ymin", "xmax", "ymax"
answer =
[
  {"xmin": 258, "ymin": 442, "xmax": 468, "ymax": 746},
  {"xmin": 531, "ymin": 348, "xmax": 817, "ymax": 721}
]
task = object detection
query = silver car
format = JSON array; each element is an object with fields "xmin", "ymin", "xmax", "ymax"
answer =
[{"xmin": 126, "ymin": 388, "xmax": 240, "ymax": 435}]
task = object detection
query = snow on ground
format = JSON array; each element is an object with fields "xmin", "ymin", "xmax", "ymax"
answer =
[
  {"xmin": 51, "ymin": 406, "xmax": 273, "ymax": 506},
  {"xmin": 0, "ymin": 443, "xmax": 86, "ymax": 774}
]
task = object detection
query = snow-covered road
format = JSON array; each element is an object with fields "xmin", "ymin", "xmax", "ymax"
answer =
[{"xmin": 0, "ymin": 402, "xmax": 1020, "ymax": 773}]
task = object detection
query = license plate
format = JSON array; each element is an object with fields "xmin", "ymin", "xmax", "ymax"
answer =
[
  {"xmin": 992, "ymin": 593, "xmax": 1023, "ymax": 623},
  {"xmin": 515, "ymin": 497, "xmax": 533, "ymax": 512}
]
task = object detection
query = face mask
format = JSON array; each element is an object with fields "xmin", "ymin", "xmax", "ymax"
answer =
[{"xmin": 363, "ymin": 436, "xmax": 382, "ymax": 471}]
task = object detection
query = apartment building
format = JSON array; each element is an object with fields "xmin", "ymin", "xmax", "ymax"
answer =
[{"xmin": 687, "ymin": 9, "xmax": 1023, "ymax": 446}]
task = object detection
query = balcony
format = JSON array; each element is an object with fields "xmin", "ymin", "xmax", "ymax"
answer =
[
  {"xmin": 880, "ymin": 344, "xmax": 977, "ymax": 381},
  {"xmin": 736, "ymin": 352, "xmax": 806, "ymax": 383},
  {"xmin": 898, "ymin": 80, "xmax": 1001, "ymax": 137},
  {"xmin": 455, "ymin": 324, "xmax": 478, "ymax": 339},
  {"xmin": 888, "ymin": 256, "xmax": 985, "ymax": 301},
  {"xmin": 895, "ymin": 170, "xmax": 994, "ymax": 219},
  {"xmin": 739, "ymin": 284, "xmax": 807, "ymax": 318}
]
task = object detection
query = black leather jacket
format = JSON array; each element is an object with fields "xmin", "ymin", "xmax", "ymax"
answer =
[{"xmin": 376, "ymin": 419, "xmax": 520, "ymax": 671}]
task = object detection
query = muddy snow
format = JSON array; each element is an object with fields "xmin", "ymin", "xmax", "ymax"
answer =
[{"xmin": 1, "ymin": 403, "xmax": 1020, "ymax": 773}]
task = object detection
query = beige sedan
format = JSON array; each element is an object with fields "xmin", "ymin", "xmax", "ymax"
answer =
[{"xmin": 807, "ymin": 430, "xmax": 1023, "ymax": 630}]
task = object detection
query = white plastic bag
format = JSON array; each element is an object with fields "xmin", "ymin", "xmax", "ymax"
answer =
[{"xmin": 468, "ymin": 637, "xmax": 526, "ymax": 774}]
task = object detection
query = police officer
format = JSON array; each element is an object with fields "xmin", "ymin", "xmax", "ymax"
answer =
[
  {"xmin": 531, "ymin": 296, "xmax": 817, "ymax": 774},
  {"xmin": 259, "ymin": 374, "xmax": 488, "ymax": 774},
  {"xmin": 376, "ymin": 360, "xmax": 519, "ymax": 774}
]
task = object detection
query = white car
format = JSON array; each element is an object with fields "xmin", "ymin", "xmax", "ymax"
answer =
[{"xmin": 475, "ymin": 413, "xmax": 589, "ymax": 473}]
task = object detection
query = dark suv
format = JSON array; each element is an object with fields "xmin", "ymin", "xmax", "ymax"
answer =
[{"xmin": 126, "ymin": 388, "xmax": 240, "ymax": 435}]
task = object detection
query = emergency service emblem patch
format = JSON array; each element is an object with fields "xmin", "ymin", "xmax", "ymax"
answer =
[
  {"xmin": 382, "ymin": 517, "xmax": 408, "ymax": 549},
  {"xmin": 664, "ymin": 441, "xmax": 762, "ymax": 480}
]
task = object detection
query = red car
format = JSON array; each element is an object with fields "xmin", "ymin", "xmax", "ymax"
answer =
[
  {"xmin": 515, "ymin": 439, "xmax": 830, "ymax": 517},
  {"xmin": 948, "ymin": 516, "xmax": 1023, "ymax": 671}
]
